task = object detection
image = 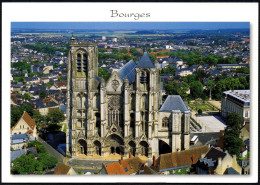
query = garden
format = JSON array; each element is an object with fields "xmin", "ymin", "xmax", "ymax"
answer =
[{"xmin": 187, "ymin": 101, "xmax": 219, "ymax": 112}]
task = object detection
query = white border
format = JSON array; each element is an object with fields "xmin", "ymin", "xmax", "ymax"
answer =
[{"xmin": 2, "ymin": 2, "xmax": 258, "ymax": 183}]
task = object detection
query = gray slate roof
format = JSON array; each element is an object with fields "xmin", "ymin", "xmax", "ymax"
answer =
[
  {"xmin": 11, "ymin": 149, "xmax": 26, "ymax": 161},
  {"xmin": 136, "ymin": 52, "xmax": 155, "ymax": 68},
  {"xmin": 11, "ymin": 134, "xmax": 28, "ymax": 140},
  {"xmin": 159, "ymin": 95, "xmax": 189, "ymax": 112},
  {"xmin": 225, "ymin": 167, "xmax": 240, "ymax": 174},
  {"xmin": 118, "ymin": 59, "xmax": 136, "ymax": 84}
]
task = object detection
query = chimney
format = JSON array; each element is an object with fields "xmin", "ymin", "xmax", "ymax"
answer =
[
  {"xmin": 121, "ymin": 156, "xmax": 124, "ymax": 160},
  {"xmin": 129, "ymin": 154, "xmax": 133, "ymax": 158},
  {"xmin": 153, "ymin": 155, "xmax": 156, "ymax": 167},
  {"xmin": 34, "ymin": 145, "xmax": 37, "ymax": 151}
]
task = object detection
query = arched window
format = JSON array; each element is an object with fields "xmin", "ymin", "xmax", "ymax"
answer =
[
  {"xmin": 162, "ymin": 117, "xmax": 169, "ymax": 127},
  {"xmin": 77, "ymin": 54, "xmax": 81, "ymax": 72},
  {"xmin": 83, "ymin": 54, "xmax": 87, "ymax": 72}
]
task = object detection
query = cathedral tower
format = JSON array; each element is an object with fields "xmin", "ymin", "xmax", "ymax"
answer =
[{"xmin": 66, "ymin": 36, "xmax": 98, "ymax": 157}]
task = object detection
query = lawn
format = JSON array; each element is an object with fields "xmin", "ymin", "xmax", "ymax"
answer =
[{"xmin": 187, "ymin": 101, "xmax": 218, "ymax": 112}]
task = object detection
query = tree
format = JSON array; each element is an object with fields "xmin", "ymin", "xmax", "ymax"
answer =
[
  {"xmin": 46, "ymin": 124, "xmax": 62, "ymax": 132},
  {"xmin": 223, "ymin": 112, "xmax": 244, "ymax": 159},
  {"xmin": 98, "ymin": 67, "xmax": 111, "ymax": 82},
  {"xmin": 39, "ymin": 91, "xmax": 47, "ymax": 99},
  {"xmin": 205, "ymin": 80, "xmax": 215, "ymax": 100},
  {"xmin": 165, "ymin": 81, "xmax": 180, "ymax": 95},
  {"xmin": 22, "ymin": 93, "xmax": 31, "ymax": 101},
  {"xmin": 161, "ymin": 66, "xmax": 177, "ymax": 76},
  {"xmin": 189, "ymin": 81, "xmax": 203, "ymax": 99},
  {"xmin": 37, "ymin": 153, "xmax": 58, "ymax": 169},
  {"xmin": 11, "ymin": 154, "xmax": 42, "ymax": 174},
  {"xmin": 28, "ymin": 140, "xmax": 47, "ymax": 154},
  {"xmin": 119, "ymin": 48, "xmax": 128, "ymax": 54},
  {"xmin": 46, "ymin": 109, "xmax": 65, "ymax": 124},
  {"xmin": 226, "ymin": 112, "xmax": 243, "ymax": 132}
]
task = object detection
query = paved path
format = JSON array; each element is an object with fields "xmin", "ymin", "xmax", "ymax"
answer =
[
  {"xmin": 67, "ymin": 158, "xmax": 118, "ymax": 169},
  {"xmin": 38, "ymin": 136, "xmax": 64, "ymax": 163},
  {"xmin": 196, "ymin": 115, "xmax": 226, "ymax": 132}
]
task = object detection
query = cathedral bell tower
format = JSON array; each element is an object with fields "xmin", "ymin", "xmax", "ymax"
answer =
[{"xmin": 66, "ymin": 36, "xmax": 98, "ymax": 157}]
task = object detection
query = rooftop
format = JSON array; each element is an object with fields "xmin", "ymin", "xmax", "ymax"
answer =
[
  {"xmin": 136, "ymin": 52, "xmax": 155, "ymax": 68},
  {"xmin": 223, "ymin": 90, "xmax": 250, "ymax": 103},
  {"xmin": 159, "ymin": 95, "xmax": 189, "ymax": 112}
]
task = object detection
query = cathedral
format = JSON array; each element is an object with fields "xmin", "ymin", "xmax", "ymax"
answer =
[{"xmin": 66, "ymin": 36, "xmax": 191, "ymax": 158}]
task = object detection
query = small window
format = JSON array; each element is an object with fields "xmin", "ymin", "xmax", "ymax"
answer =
[
  {"xmin": 124, "ymin": 167, "xmax": 129, "ymax": 172},
  {"xmin": 162, "ymin": 117, "xmax": 169, "ymax": 127}
]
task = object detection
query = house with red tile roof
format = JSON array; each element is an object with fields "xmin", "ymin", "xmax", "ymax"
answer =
[
  {"xmin": 99, "ymin": 157, "xmax": 145, "ymax": 175},
  {"xmin": 11, "ymin": 111, "xmax": 37, "ymax": 137}
]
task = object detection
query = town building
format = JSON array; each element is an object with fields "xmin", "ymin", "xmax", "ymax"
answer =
[
  {"xmin": 152, "ymin": 145, "xmax": 209, "ymax": 175},
  {"xmin": 99, "ymin": 156, "xmax": 145, "ymax": 175},
  {"xmin": 221, "ymin": 90, "xmax": 250, "ymax": 125},
  {"xmin": 66, "ymin": 36, "xmax": 191, "ymax": 159},
  {"xmin": 54, "ymin": 163, "xmax": 77, "ymax": 175},
  {"xmin": 11, "ymin": 111, "xmax": 37, "ymax": 138},
  {"xmin": 195, "ymin": 147, "xmax": 242, "ymax": 175}
]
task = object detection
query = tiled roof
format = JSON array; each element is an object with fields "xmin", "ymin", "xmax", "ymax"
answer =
[
  {"xmin": 136, "ymin": 52, "xmax": 155, "ymax": 68},
  {"xmin": 12, "ymin": 111, "xmax": 36, "ymax": 131},
  {"xmin": 156, "ymin": 145, "xmax": 210, "ymax": 171},
  {"xmin": 104, "ymin": 157, "xmax": 144, "ymax": 175},
  {"xmin": 54, "ymin": 81, "xmax": 67, "ymax": 87},
  {"xmin": 118, "ymin": 59, "xmax": 136, "ymax": 84},
  {"xmin": 54, "ymin": 163, "xmax": 71, "ymax": 175},
  {"xmin": 159, "ymin": 95, "xmax": 189, "ymax": 112}
]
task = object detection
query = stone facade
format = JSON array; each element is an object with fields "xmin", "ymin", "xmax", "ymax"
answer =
[
  {"xmin": 221, "ymin": 90, "xmax": 250, "ymax": 125},
  {"xmin": 66, "ymin": 37, "xmax": 190, "ymax": 158}
]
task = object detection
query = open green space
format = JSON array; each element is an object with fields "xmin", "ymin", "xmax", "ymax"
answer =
[{"xmin": 187, "ymin": 101, "xmax": 218, "ymax": 112}]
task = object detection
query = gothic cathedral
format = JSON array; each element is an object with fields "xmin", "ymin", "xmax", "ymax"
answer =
[{"xmin": 66, "ymin": 36, "xmax": 191, "ymax": 158}]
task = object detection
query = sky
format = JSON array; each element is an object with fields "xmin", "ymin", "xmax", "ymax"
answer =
[{"xmin": 11, "ymin": 22, "xmax": 250, "ymax": 31}]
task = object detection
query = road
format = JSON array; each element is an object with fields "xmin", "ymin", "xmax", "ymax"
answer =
[{"xmin": 38, "ymin": 136, "xmax": 64, "ymax": 163}]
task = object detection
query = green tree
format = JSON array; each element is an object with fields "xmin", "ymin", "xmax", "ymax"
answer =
[
  {"xmin": 22, "ymin": 93, "xmax": 31, "ymax": 101},
  {"xmin": 11, "ymin": 154, "xmax": 42, "ymax": 174},
  {"xmin": 37, "ymin": 153, "xmax": 58, "ymax": 169},
  {"xmin": 165, "ymin": 81, "xmax": 180, "ymax": 95},
  {"xmin": 119, "ymin": 48, "xmax": 128, "ymax": 54},
  {"xmin": 112, "ymin": 48, "xmax": 119, "ymax": 54},
  {"xmin": 189, "ymin": 81, "xmax": 203, "ymax": 99},
  {"xmin": 39, "ymin": 91, "xmax": 47, "ymax": 99},
  {"xmin": 98, "ymin": 67, "xmax": 111, "ymax": 82},
  {"xmin": 161, "ymin": 66, "xmax": 177, "ymax": 76},
  {"xmin": 46, "ymin": 109, "xmax": 65, "ymax": 124},
  {"xmin": 226, "ymin": 112, "xmax": 243, "ymax": 132},
  {"xmin": 28, "ymin": 140, "xmax": 47, "ymax": 154},
  {"xmin": 205, "ymin": 80, "xmax": 215, "ymax": 100},
  {"xmin": 46, "ymin": 123, "xmax": 62, "ymax": 132},
  {"xmin": 223, "ymin": 112, "xmax": 244, "ymax": 159}
]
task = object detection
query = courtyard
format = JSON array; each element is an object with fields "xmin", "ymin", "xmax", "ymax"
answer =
[{"xmin": 196, "ymin": 115, "xmax": 226, "ymax": 132}]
